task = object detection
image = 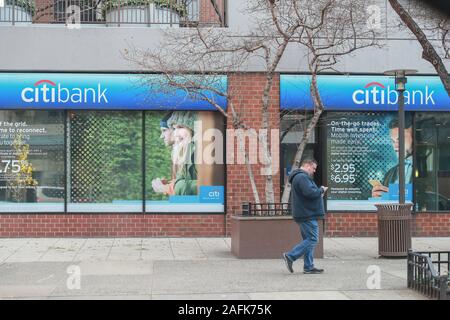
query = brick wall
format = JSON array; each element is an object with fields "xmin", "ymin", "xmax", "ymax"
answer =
[
  {"xmin": 325, "ymin": 212, "xmax": 450, "ymax": 237},
  {"xmin": 226, "ymin": 73, "xmax": 281, "ymax": 235},
  {"xmin": 0, "ymin": 214, "xmax": 225, "ymax": 238},
  {"xmin": 34, "ymin": 0, "xmax": 55, "ymax": 23},
  {"xmin": 199, "ymin": 0, "xmax": 225, "ymax": 25}
]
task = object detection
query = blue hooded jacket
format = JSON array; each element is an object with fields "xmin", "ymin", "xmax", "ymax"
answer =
[{"xmin": 289, "ymin": 169, "xmax": 325, "ymax": 222}]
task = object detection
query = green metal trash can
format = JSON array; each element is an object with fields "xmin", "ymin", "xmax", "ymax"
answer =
[{"xmin": 375, "ymin": 203, "xmax": 413, "ymax": 257}]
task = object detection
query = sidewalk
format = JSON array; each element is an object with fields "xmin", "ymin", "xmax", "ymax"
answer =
[{"xmin": 0, "ymin": 237, "xmax": 448, "ymax": 300}]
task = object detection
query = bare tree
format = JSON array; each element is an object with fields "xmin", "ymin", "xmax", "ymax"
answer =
[
  {"xmin": 124, "ymin": 0, "xmax": 380, "ymax": 206},
  {"xmin": 279, "ymin": 0, "xmax": 379, "ymax": 202},
  {"xmin": 388, "ymin": 0, "xmax": 450, "ymax": 96}
]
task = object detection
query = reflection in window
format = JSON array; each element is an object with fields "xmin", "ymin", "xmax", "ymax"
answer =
[
  {"xmin": 280, "ymin": 111, "xmax": 318, "ymax": 193},
  {"xmin": 0, "ymin": 110, "xmax": 64, "ymax": 212},
  {"xmin": 67, "ymin": 111, "xmax": 143, "ymax": 212},
  {"xmin": 414, "ymin": 113, "xmax": 450, "ymax": 212}
]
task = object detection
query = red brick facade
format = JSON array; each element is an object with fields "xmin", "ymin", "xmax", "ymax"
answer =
[
  {"xmin": 226, "ymin": 73, "xmax": 281, "ymax": 233},
  {"xmin": 0, "ymin": 214, "xmax": 225, "ymax": 237},
  {"xmin": 0, "ymin": 73, "xmax": 449, "ymax": 238},
  {"xmin": 325, "ymin": 213, "xmax": 450, "ymax": 237}
]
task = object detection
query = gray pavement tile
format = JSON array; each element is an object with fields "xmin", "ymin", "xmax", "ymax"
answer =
[
  {"xmin": 2, "ymin": 239, "xmax": 57, "ymax": 263},
  {"xmin": 74, "ymin": 239, "xmax": 115, "ymax": 261},
  {"xmin": 0, "ymin": 262, "xmax": 70, "ymax": 286},
  {"xmin": 196, "ymin": 238, "xmax": 235, "ymax": 260},
  {"xmin": 141, "ymin": 238, "xmax": 174, "ymax": 260},
  {"xmin": 24, "ymin": 239, "xmax": 61, "ymax": 246},
  {"xmin": 6, "ymin": 249, "xmax": 50, "ymax": 263},
  {"xmin": 73, "ymin": 247, "xmax": 111, "ymax": 261},
  {"xmin": 39, "ymin": 239, "xmax": 86, "ymax": 262},
  {"xmin": 412, "ymin": 238, "xmax": 449, "ymax": 251},
  {"xmin": 0, "ymin": 285, "xmax": 56, "ymax": 299},
  {"xmin": 112, "ymin": 239, "xmax": 143, "ymax": 247},
  {"xmin": 170, "ymin": 238, "xmax": 206, "ymax": 260},
  {"xmin": 248, "ymin": 291, "xmax": 350, "ymax": 300},
  {"xmin": 82, "ymin": 238, "xmax": 115, "ymax": 248},
  {"xmin": 0, "ymin": 250, "xmax": 18, "ymax": 263},
  {"xmin": 108, "ymin": 239, "xmax": 143, "ymax": 261},
  {"xmin": 108, "ymin": 248, "xmax": 142, "ymax": 261},
  {"xmin": 49, "ymin": 275, "xmax": 153, "ymax": 297},
  {"xmin": 77, "ymin": 261, "xmax": 153, "ymax": 276}
]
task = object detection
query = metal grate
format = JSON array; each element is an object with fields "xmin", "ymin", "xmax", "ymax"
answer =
[
  {"xmin": 241, "ymin": 202, "xmax": 291, "ymax": 216},
  {"xmin": 407, "ymin": 250, "xmax": 450, "ymax": 300}
]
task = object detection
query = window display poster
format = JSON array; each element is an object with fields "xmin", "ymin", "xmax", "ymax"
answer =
[
  {"xmin": 145, "ymin": 111, "xmax": 225, "ymax": 213},
  {"xmin": 0, "ymin": 110, "xmax": 64, "ymax": 212},
  {"xmin": 326, "ymin": 112, "xmax": 413, "ymax": 211}
]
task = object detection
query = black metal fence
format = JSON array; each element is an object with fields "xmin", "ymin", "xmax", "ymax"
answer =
[
  {"xmin": 407, "ymin": 250, "xmax": 450, "ymax": 300},
  {"xmin": 0, "ymin": 0, "xmax": 227, "ymax": 27},
  {"xmin": 241, "ymin": 202, "xmax": 291, "ymax": 216}
]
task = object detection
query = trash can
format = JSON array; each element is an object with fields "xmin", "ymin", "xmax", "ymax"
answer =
[{"xmin": 375, "ymin": 203, "xmax": 413, "ymax": 257}]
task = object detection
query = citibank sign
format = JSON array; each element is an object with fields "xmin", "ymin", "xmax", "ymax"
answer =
[
  {"xmin": 21, "ymin": 79, "xmax": 109, "ymax": 104},
  {"xmin": 0, "ymin": 73, "xmax": 227, "ymax": 110},
  {"xmin": 352, "ymin": 82, "xmax": 435, "ymax": 106},
  {"xmin": 281, "ymin": 75, "xmax": 449, "ymax": 111}
]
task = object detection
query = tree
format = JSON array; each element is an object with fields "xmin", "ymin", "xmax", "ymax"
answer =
[
  {"xmin": 124, "ymin": 0, "xmax": 380, "ymax": 205},
  {"xmin": 388, "ymin": 0, "xmax": 450, "ymax": 96}
]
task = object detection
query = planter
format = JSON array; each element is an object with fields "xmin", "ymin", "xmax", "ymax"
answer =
[
  {"xmin": 0, "ymin": 5, "xmax": 32, "ymax": 23},
  {"xmin": 105, "ymin": 4, "xmax": 180, "ymax": 27},
  {"xmin": 231, "ymin": 204, "xmax": 324, "ymax": 259}
]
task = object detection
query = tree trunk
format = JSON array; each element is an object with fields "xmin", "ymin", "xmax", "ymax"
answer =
[
  {"xmin": 261, "ymin": 72, "xmax": 276, "ymax": 204},
  {"xmin": 388, "ymin": 0, "xmax": 450, "ymax": 96},
  {"xmin": 229, "ymin": 100, "xmax": 261, "ymax": 204}
]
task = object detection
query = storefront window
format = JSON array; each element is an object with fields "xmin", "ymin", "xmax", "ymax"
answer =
[
  {"xmin": 145, "ymin": 111, "xmax": 225, "ymax": 213},
  {"xmin": 67, "ymin": 111, "xmax": 143, "ymax": 212},
  {"xmin": 414, "ymin": 113, "xmax": 450, "ymax": 211},
  {"xmin": 0, "ymin": 110, "xmax": 64, "ymax": 212},
  {"xmin": 326, "ymin": 112, "xmax": 413, "ymax": 211},
  {"xmin": 280, "ymin": 112, "xmax": 319, "ymax": 192}
]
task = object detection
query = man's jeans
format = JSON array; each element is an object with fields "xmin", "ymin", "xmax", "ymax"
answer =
[{"xmin": 285, "ymin": 219, "xmax": 319, "ymax": 271}]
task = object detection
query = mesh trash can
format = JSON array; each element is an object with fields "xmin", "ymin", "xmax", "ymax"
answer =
[{"xmin": 375, "ymin": 204, "xmax": 413, "ymax": 257}]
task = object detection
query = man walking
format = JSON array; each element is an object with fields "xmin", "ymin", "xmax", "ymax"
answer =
[{"xmin": 283, "ymin": 159, "xmax": 327, "ymax": 274}]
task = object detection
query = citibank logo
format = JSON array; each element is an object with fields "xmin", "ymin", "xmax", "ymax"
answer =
[
  {"xmin": 208, "ymin": 189, "xmax": 221, "ymax": 198},
  {"xmin": 352, "ymin": 81, "xmax": 435, "ymax": 106},
  {"xmin": 21, "ymin": 80, "xmax": 109, "ymax": 104}
]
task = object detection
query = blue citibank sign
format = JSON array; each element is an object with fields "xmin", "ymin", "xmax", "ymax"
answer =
[
  {"xmin": 0, "ymin": 73, "xmax": 227, "ymax": 110},
  {"xmin": 281, "ymin": 75, "xmax": 450, "ymax": 111}
]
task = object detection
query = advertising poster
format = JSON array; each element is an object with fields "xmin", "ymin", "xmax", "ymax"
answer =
[
  {"xmin": 145, "ymin": 111, "xmax": 225, "ymax": 213},
  {"xmin": 0, "ymin": 111, "xmax": 65, "ymax": 212},
  {"xmin": 326, "ymin": 112, "xmax": 413, "ymax": 211}
]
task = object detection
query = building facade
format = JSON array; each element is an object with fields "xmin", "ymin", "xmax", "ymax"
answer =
[{"xmin": 0, "ymin": 0, "xmax": 449, "ymax": 237}]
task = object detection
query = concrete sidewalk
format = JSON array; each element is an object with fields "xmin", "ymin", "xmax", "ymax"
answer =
[{"xmin": 0, "ymin": 237, "xmax": 448, "ymax": 300}]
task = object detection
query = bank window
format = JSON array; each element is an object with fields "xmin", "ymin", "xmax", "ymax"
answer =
[
  {"xmin": 145, "ymin": 111, "xmax": 225, "ymax": 213},
  {"xmin": 325, "ymin": 112, "xmax": 413, "ymax": 211},
  {"xmin": 67, "ymin": 111, "xmax": 143, "ymax": 212},
  {"xmin": 280, "ymin": 111, "xmax": 319, "ymax": 193},
  {"xmin": 0, "ymin": 110, "xmax": 65, "ymax": 212},
  {"xmin": 414, "ymin": 113, "xmax": 450, "ymax": 212}
]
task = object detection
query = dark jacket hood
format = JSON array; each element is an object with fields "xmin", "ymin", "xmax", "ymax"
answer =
[{"xmin": 289, "ymin": 169, "xmax": 307, "ymax": 184}]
